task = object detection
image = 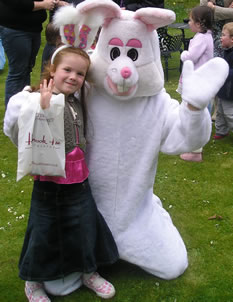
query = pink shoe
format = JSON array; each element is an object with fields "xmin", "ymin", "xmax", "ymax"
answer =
[
  {"xmin": 213, "ymin": 133, "xmax": 229, "ymax": 140},
  {"xmin": 25, "ymin": 282, "xmax": 51, "ymax": 302},
  {"xmin": 83, "ymin": 272, "xmax": 115, "ymax": 299},
  {"xmin": 180, "ymin": 152, "xmax": 202, "ymax": 162}
]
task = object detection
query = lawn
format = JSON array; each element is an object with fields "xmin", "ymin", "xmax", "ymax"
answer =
[{"xmin": 0, "ymin": 1, "xmax": 233, "ymax": 301}]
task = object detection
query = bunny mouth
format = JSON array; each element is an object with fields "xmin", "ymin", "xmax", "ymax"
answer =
[{"xmin": 107, "ymin": 77, "xmax": 136, "ymax": 96}]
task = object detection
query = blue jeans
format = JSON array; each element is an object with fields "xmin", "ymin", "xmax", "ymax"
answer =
[{"xmin": 1, "ymin": 27, "xmax": 41, "ymax": 107}]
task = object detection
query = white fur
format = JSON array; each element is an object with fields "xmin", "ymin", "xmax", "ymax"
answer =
[
  {"xmin": 51, "ymin": 0, "xmax": 228, "ymax": 281},
  {"xmin": 182, "ymin": 58, "xmax": 229, "ymax": 109},
  {"xmin": 53, "ymin": 5, "xmax": 79, "ymax": 27}
]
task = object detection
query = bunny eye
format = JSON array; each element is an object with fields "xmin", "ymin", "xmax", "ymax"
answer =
[
  {"xmin": 127, "ymin": 48, "xmax": 138, "ymax": 61},
  {"xmin": 110, "ymin": 47, "xmax": 121, "ymax": 60}
]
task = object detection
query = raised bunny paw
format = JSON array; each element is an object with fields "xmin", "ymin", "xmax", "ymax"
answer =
[{"xmin": 182, "ymin": 57, "xmax": 229, "ymax": 109}]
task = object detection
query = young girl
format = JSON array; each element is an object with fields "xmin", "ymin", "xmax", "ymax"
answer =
[
  {"xmin": 178, "ymin": 5, "xmax": 214, "ymax": 162},
  {"xmin": 4, "ymin": 46, "xmax": 119, "ymax": 301}
]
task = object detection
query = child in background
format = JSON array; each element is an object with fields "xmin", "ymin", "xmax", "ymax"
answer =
[
  {"xmin": 204, "ymin": 0, "xmax": 233, "ymax": 121},
  {"xmin": 214, "ymin": 22, "xmax": 233, "ymax": 138},
  {"xmin": 4, "ymin": 46, "xmax": 118, "ymax": 302},
  {"xmin": 41, "ymin": 22, "xmax": 61, "ymax": 72},
  {"xmin": 178, "ymin": 5, "xmax": 214, "ymax": 162}
]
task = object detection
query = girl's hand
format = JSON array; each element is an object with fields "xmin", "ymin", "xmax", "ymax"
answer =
[{"xmin": 40, "ymin": 79, "xmax": 54, "ymax": 109}]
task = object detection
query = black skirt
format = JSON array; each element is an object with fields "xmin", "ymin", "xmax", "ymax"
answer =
[{"xmin": 19, "ymin": 180, "xmax": 119, "ymax": 281}]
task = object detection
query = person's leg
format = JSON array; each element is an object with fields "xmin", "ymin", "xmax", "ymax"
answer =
[
  {"xmin": 43, "ymin": 271, "xmax": 115, "ymax": 299},
  {"xmin": 214, "ymin": 98, "xmax": 230, "ymax": 139},
  {"xmin": 211, "ymin": 96, "xmax": 218, "ymax": 121},
  {"xmin": 44, "ymin": 272, "xmax": 82, "ymax": 296},
  {"xmin": 116, "ymin": 194, "xmax": 188, "ymax": 280},
  {"xmin": 221, "ymin": 99, "xmax": 233, "ymax": 133},
  {"xmin": 207, "ymin": 98, "xmax": 214, "ymax": 116},
  {"xmin": 29, "ymin": 30, "xmax": 41, "ymax": 79},
  {"xmin": 1, "ymin": 28, "xmax": 41, "ymax": 107}
]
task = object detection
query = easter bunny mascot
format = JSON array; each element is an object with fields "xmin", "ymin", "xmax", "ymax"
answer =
[
  {"xmin": 4, "ymin": 0, "xmax": 229, "ymax": 297},
  {"xmin": 49, "ymin": 0, "xmax": 229, "ymax": 294}
]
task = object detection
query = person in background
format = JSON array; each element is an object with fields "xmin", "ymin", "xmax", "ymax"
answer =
[
  {"xmin": 0, "ymin": 0, "xmax": 57, "ymax": 108},
  {"xmin": 214, "ymin": 22, "xmax": 233, "ymax": 139},
  {"xmin": 113, "ymin": 0, "xmax": 164, "ymax": 10},
  {"xmin": 4, "ymin": 46, "xmax": 119, "ymax": 302},
  {"xmin": 200, "ymin": 0, "xmax": 233, "ymax": 122},
  {"xmin": 41, "ymin": 22, "xmax": 61, "ymax": 72},
  {"xmin": 0, "ymin": 27, "xmax": 5, "ymax": 71},
  {"xmin": 178, "ymin": 5, "xmax": 214, "ymax": 162}
]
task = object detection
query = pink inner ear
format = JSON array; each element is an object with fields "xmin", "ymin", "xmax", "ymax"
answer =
[
  {"xmin": 78, "ymin": 24, "xmax": 91, "ymax": 49},
  {"xmin": 64, "ymin": 24, "xmax": 75, "ymax": 46}
]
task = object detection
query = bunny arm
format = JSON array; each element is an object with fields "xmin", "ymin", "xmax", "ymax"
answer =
[{"xmin": 182, "ymin": 58, "xmax": 229, "ymax": 110}]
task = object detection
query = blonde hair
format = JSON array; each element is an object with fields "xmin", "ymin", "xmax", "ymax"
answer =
[{"xmin": 223, "ymin": 22, "xmax": 233, "ymax": 36}]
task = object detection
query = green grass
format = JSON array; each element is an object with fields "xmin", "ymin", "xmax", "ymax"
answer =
[{"xmin": 1, "ymin": 1, "xmax": 233, "ymax": 301}]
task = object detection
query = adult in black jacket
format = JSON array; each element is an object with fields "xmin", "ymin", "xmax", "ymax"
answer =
[
  {"xmin": 0, "ymin": 0, "xmax": 56, "ymax": 108},
  {"xmin": 114, "ymin": 0, "xmax": 164, "ymax": 10}
]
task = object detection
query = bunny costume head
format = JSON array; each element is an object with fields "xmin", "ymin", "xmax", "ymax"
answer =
[
  {"xmin": 89, "ymin": 6, "xmax": 174, "ymax": 99},
  {"xmin": 53, "ymin": 0, "xmax": 176, "ymax": 100}
]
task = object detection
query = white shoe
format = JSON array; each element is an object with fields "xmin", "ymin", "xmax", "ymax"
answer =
[
  {"xmin": 25, "ymin": 281, "xmax": 51, "ymax": 302},
  {"xmin": 83, "ymin": 272, "xmax": 115, "ymax": 299}
]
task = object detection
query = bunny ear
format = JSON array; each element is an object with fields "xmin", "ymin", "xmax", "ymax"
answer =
[
  {"xmin": 134, "ymin": 7, "xmax": 176, "ymax": 31},
  {"xmin": 53, "ymin": 5, "xmax": 81, "ymax": 47},
  {"xmin": 78, "ymin": 24, "xmax": 91, "ymax": 49},
  {"xmin": 53, "ymin": 5, "xmax": 104, "ymax": 50},
  {"xmin": 59, "ymin": 24, "xmax": 80, "ymax": 47},
  {"xmin": 53, "ymin": 1, "xmax": 121, "ymax": 51},
  {"xmin": 59, "ymin": 21, "xmax": 99, "ymax": 50}
]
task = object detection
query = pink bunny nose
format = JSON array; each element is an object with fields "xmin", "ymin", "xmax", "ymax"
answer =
[{"xmin": 121, "ymin": 67, "xmax": 132, "ymax": 79}]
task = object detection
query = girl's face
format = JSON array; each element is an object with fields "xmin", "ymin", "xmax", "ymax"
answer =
[
  {"xmin": 189, "ymin": 16, "xmax": 201, "ymax": 33},
  {"xmin": 51, "ymin": 53, "xmax": 89, "ymax": 96},
  {"xmin": 221, "ymin": 29, "xmax": 233, "ymax": 49}
]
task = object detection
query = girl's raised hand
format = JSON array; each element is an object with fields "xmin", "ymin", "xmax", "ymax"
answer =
[{"xmin": 40, "ymin": 79, "xmax": 54, "ymax": 109}]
